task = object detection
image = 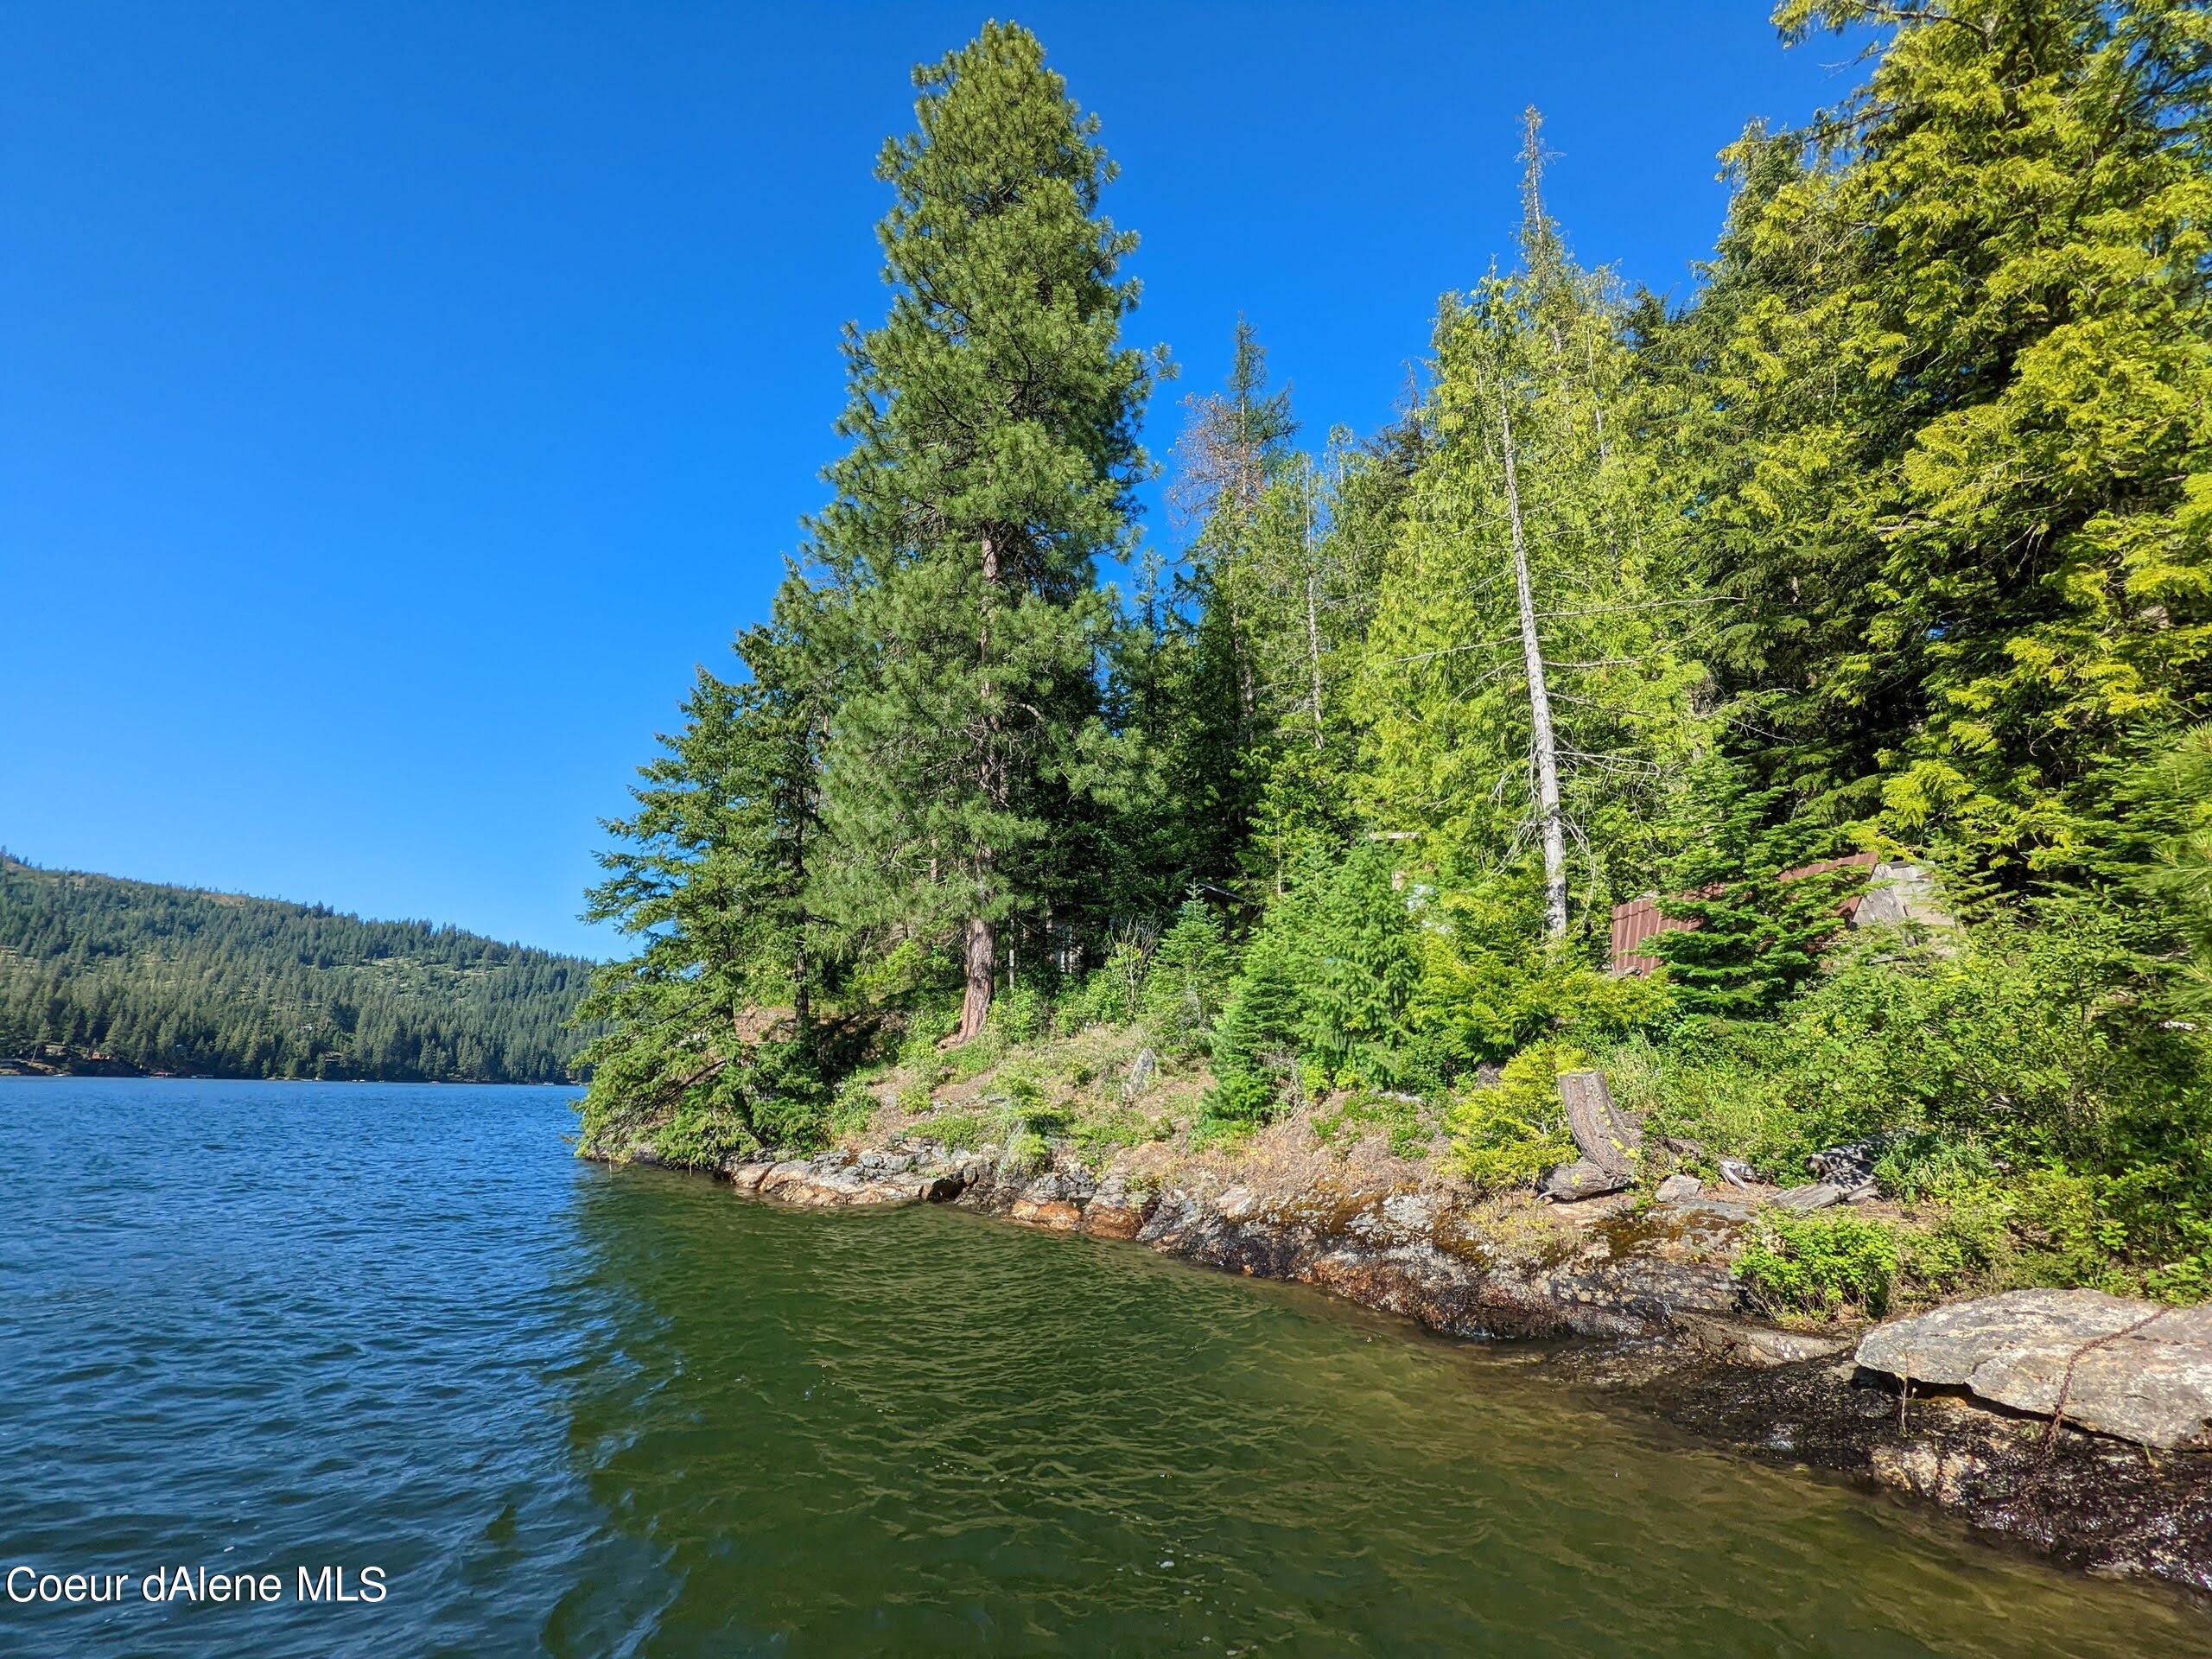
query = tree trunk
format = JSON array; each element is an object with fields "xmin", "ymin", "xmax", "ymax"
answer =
[
  {"xmin": 959, "ymin": 913, "xmax": 994, "ymax": 1042},
  {"xmin": 959, "ymin": 530, "xmax": 1001, "ymax": 1042},
  {"xmin": 1501, "ymin": 403, "xmax": 1568, "ymax": 942},
  {"xmin": 1302, "ymin": 466, "xmax": 1325, "ymax": 750}
]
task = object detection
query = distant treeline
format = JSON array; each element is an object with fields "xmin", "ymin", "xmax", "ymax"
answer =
[{"xmin": 0, "ymin": 858, "xmax": 593, "ymax": 1083}]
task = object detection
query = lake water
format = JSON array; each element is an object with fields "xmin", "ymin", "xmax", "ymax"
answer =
[{"xmin": 0, "ymin": 1079, "xmax": 2201, "ymax": 1656}]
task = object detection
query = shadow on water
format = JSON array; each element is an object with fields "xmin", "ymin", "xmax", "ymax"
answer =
[{"xmin": 554, "ymin": 1161, "xmax": 2206, "ymax": 1658}]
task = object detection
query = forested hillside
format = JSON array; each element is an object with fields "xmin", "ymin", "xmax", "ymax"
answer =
[
  {"xmin": 0, "ymin": 858, "xmax": 590, "ymax": 1082},
  {"xmin": 582, "ymin": 4, "xmax": 2212, "ymax": 1305}
]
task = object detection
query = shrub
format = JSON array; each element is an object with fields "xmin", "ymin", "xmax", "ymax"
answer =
[
  {"xmin": 1296, "ymin": 845, "xmax": 1422, "ymax": 1085},
  {"xmin": 648, "ymin": 1101, "xmax": 755, "ymax": 1169},
  {"xmin": 1202, "ymin": 931, "xmax": 1303, "ymax": 1129},
  {"xmin": 896, "ymin": 999, "xmax": 960, "ymax": 1067},
  {"xmin": 911, "ymin": 1108, "xmax": 990, "ymax": 1150},
  {"xmin": 830, "ymin": 1075, "xmax": 880, "ymax": 1138},
  {"xmin": 1001, "ymin": 1127, "xmax": 1049, "ymax": 1178},
  {"xmin": 1653, "ymin": 759, "xmax": 1860, "ymax": 1019},
  {"xmin": 992, "ymin": 978, "xmax": 1053, "ymax": 1046},
  {"xmin": 942, "ymin": 1027, "xmax": 1005, "ymax": 1079},
  {"xmin": 1073, "ymin": 1105, "xmax": 1154, "ymax": 1164},
  {"xmin": 1313, "ymin": 1090, "xmax": 1434, "ymax": 1159},
  {"xmin": 1058, "ymin": 925, "xmax": 1155, "ymax": 1031},
  {"xmin": 1140, "ymin": 899, "xmax": 1233, "ymax": 1056},
  {"xmin": 1443, "ymin": 1044, "xmax": 1581, "ymax": 1192},
  {"xmin": 1737, "ymin": 1212, "xmax": 1902, "ymax": 1319}
]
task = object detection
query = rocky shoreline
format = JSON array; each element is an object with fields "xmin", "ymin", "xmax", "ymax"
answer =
[{"xmin": 606, "ymin": 1132, "xmax": 2212, "ymax": 1598}]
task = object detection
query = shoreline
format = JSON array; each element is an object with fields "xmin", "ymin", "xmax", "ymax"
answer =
[
  {"xmin": 597, "ymin": 1132, "xmax": 2212, "ymax": 1599},
  {"xmin": 0, "ymin": 1061, "xmax": 576, "ymax": 1086}
]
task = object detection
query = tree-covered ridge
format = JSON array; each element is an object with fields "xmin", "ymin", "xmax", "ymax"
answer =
[
  {"xmin": 0, "ymin": 857, "xmax": 590, "ymax": 1082},
  {"xmin": 584, "ymin": 3, "xmax": 2212, "ymax": 1306}
]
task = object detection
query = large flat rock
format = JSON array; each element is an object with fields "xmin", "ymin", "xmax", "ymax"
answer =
[{"xmin": 1857, "ymin": 1289, "xmax": 2212, "ymax": 1451}]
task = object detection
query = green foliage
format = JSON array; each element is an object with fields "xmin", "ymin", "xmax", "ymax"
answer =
[
  {"xmin": 807, "ymin": 20, "xmax": 1158, "ymax": 1034},
  {"xmin": 1443, "ymin": 1044, "xmax": 1582, "ymax": 1192},
  {"xmin": 1057, "ymin": 926, "xmax": 1154, "ymax": 1030},
  {"xmin": 1073, "ymin": 1103, "xmax": 1160, "ymax": 1165},
  {"xmin": 1297, "ymin": 845, "xmax": 1422, "ymax": 1085},
  {"xmin": 0, "ymin": 858, "xmax": 588, "ymax": 1084},
  {"xmin": 1738, "ymin": 1212, "xmax": 1902, "ymax": 1319},
  {"xmin": 1204, "ymin": 847, "xmax": 1427, "ymax": 1124},
  {"xmin": 1203, "ymin": 929, "xmax": 1304, "ymax": 1128},
  {"xmin": 1354, "ymin": 124, "xmax": 1707, "ymax": 924},
  {"xmin": 2129, "ymin": 721, "xmax": 2212, "ymax": 1015},
  {"xmin": 1633, "ymin": 903, "xmax": 2210, "ymax": 1282},
  {"xmin": 575, "ymin": 588, "xmax": 835, "ymax": 1157},
  {"xmin": 1683, "ymin": 0, "xmax": 2212, "ymax": 885},
  {"xmin": 646, "ymin": 1099, "xmax": 756, "ymax": 1171},
  {"xmin": 566, "ymin": 10, "xmax": 2212, "ymax": 1306},
  {"xmin": 1138, "ymin": 899, "xmax": 1235, "ymax": 1055},
  {"xmin": 1313, "ymin": 1090, "xmax": 1435, "ymax": 1160},
  {"xmin": 991, "ymin": 980, "xmax": 1054, "ymax": 1046},
  {"xmin": 1652, "ymin": 758, "xmax": 1859, "ymax": 1019}
]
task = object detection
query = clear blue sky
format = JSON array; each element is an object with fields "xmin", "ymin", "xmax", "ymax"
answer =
[{"xmin": 1, "ymin": 3, "xmax": 1861, "ymax": 959}]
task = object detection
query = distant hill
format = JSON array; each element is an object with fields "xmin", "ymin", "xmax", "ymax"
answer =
[{"xmin": 0, "ymin": 857, "xmax": 594, "ymax": 1083}]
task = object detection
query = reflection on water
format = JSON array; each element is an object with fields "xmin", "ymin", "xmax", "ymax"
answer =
[{"xmin": 0, "ymin": 1081, "xmax": 2201, "ymax": 1657}]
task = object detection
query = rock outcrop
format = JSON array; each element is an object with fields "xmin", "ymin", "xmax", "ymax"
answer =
[{"xmin": 1856, "ymin": 1289, "xmax": 2212, "ymax": 1451}]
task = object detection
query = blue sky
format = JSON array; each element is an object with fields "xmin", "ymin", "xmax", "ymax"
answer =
[{"xmin": 1, "ymin": 3, "xmax": 1863, "ymax": 958}]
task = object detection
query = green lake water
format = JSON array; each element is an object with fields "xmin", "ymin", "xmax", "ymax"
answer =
[{"xmin": 0, "ymin": 1079, "xmax": 2201, "ymax": 1656}]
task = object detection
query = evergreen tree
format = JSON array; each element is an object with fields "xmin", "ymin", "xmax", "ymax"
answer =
[
  {"xmin": 810, "ymin": 22, "xmax": 1158, "ymax": 1041},
  {"xmin": 0, "ymin": 856, "xmax": 588, "ymax": 1083},
  {"xmin": 1651, "ymin": 757, "xmax": 1858, "ymax": 1020},
  {"xmin": 575, "ymin": 575, "xmax": 833, "ymax": 1158},
  {"xmin": 1684, "ymin": 0, "xmax": 2212, "ymax": 885},
  {"xmin": 1356, "ymin": 113, "xmax": 1706, "ymax": 945}
]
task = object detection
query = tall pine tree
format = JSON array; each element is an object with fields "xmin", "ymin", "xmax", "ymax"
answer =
[{"xmin": 810, "ymin": 22, "xmax": 1157, "ymax": 1040}]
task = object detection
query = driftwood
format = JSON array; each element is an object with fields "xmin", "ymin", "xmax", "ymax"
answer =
[{"xmin": 1560, "ymin": 1071, "xmax": 1641, "ymax": 1179}]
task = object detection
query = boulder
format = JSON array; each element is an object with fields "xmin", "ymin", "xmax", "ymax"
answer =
[
  {"xmin": 1540, "ymin": 1159, "xmax": 1634, "ymax": 1204},
  {"xmin": 1081, "ymin": 1175, "xmax": 1155, "ymax": 1241},
  {"xmin": 1856, "ymin": 1289, "xmax": 2212, "ymax": 1451},
  {"xmin": 1771, "ymin": 1182, "xmax": 1843, "ymax": 1214},
  {"xmin": 1122, "ymin": 1047, "xmax": 1159, "ymax": 1100},
  {"xmin": 1010, "ymin": 1195, "xmax": 1083, "ymax": 1230},
  {"xmin": 1653, "ymin": 1173, "xmax": 1703, "ymax": 1204},
  {"xmin": 1009, "ymin": 1166, "xmax": 1094, "ymax": 1230},
  {"xmin": 1852, "ymin": 860, "xmax": 1953, "ymax": 932},
  {"xmin": 726, "ymin": 1162, "xmax": 772, "ymax": 1196}
]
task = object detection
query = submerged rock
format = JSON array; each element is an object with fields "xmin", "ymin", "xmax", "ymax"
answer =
[
  {"xmin": 1673, "ymin": 1312, "xmax": 1849, "ymax": 1369},
  {"xmin": 1856, "ymin": 1289, "xmax": 2212, "ymax": 1451}
]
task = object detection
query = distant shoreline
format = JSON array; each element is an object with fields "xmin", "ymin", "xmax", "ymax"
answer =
[{"xmin": 0, "ymin": 1059, "xmax": 578, "ymax": 1086}]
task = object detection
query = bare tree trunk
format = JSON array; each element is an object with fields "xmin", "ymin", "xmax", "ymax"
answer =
[
  {"xmin": 1500, "ymin": 404, "xmax": 1568, "ymax": 942},
  {"xmin": 1302, "ymin": 465, "xmax": 1325, "ymax": 751}
]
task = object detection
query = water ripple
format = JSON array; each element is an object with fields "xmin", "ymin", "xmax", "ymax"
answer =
[{"xmin": 0, "ymin": 1079, "xmax": 2201, "ymax": 1657}]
